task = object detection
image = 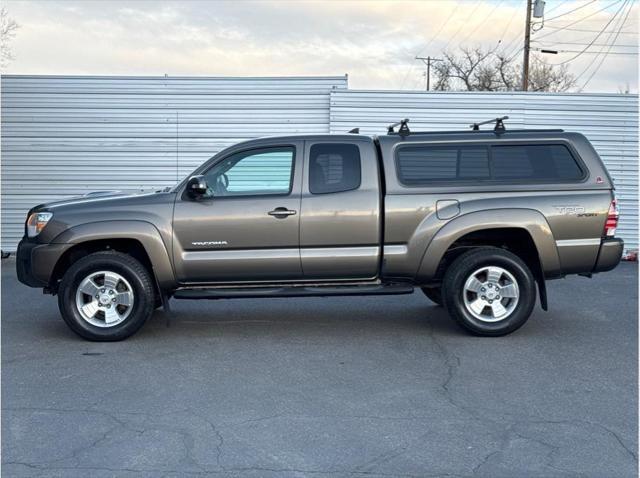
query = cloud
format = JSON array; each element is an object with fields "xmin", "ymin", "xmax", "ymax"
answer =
[{"xmin": 3, "ymin": 0, "xmax": 638, "ymax": 92}]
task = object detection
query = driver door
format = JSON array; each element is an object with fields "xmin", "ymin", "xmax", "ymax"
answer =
[{"xmin": 172, "ymin": 143, "xmax": 303, "ymax": 283}]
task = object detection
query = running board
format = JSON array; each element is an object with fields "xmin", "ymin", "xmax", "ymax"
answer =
[{"xmin": 173, "ymin": 283, "xmax": 414, "ymax": 300}]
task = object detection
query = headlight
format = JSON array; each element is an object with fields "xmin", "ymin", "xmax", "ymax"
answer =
[{"xmin": 26, "ymin": 212, "xmax": 53, "ymax": 237}]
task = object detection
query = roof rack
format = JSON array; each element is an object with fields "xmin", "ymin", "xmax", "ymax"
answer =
[
  {"xmin": 470, "ymin": 116, "xmax": 509, "ymax": 134},
  {"xmin": 385, "ymin": 116, "xmax": 564, "ymax": 137},
  {"xmin": 395, "ymin": 128, "xmax": 564, "ymax": 135},
  {"xmin": 387, "ymin": 119, "xmax": 410, "ymax": 138}
]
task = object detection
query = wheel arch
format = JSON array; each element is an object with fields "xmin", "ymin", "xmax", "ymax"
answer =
[
  {"xmin": 417, "ymin": 209, "xmax": 560, "ymax": 279},
  {"xmin": 416, "ymin": 209, "xmax": 559, "ymax": 309},
  {"xmin": 49, "ymin": 221, "xmax": 176, "ymax": 291}
]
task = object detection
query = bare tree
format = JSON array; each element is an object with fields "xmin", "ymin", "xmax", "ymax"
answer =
[
  {"xmin": 527, "ymin": 56, "xmax": 575, "ymax": 92},
  {"xmin": 432, "ymin": 47, "xmax": 575, "ymax": 92},
  {"xmin": 1, "ymin": 7, "xmax": 19, "ymax": 70}
]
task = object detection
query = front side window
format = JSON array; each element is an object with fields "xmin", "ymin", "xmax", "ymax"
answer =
[
  {"xmin": 202, "ymin": 146, "xmax": 294, "ymax": 198},
  {"xmin": 309, "ymin": 143, "xmax": 361, "ymax": 194}
]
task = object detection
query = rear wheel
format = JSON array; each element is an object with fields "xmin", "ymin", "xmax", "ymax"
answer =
[
  {"xmin": 57, "ymin": 251, "xmax": 155, "ymax": 341},
  {"xmin": 420, "ymin": 287, "xmax": 443, "ymax": 306},
  {"xmin": 442, "ymin": 248, "xmax": 536, "ymax": 336}
]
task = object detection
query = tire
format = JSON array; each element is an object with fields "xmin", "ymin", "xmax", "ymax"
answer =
[
  {"xmin": 57, "ymin": 251, "xmax": 156, "ymax": 341},
  {"xmin": 421, "ymin": 287, "xmax": 443, "ymax": 306},
  {"xmin": 442, "ymin": 248, "xmax": 536, "ymax": 336}
]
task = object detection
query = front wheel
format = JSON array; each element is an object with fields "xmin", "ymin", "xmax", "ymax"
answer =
[
  {"xmin": 57, "ymin": 251, "xmax": 156, "ymax": 341},
  {"xmin": 442, "ymin": 248, "xmax": 536, "ymax": 336}
]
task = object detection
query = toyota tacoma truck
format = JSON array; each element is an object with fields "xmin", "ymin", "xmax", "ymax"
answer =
[{"xmin": 16, "ymin": 118, "xmax": 623, "ymax": 341}]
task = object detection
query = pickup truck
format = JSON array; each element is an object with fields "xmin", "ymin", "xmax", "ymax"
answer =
[{"xmin": 16, "ymin": 119, "xmax": 623, "ymax": 341}]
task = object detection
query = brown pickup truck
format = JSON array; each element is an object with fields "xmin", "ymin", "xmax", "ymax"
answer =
[{"xmin": 17, "ymin": 118, "xmax": 623, "ymax": 340}]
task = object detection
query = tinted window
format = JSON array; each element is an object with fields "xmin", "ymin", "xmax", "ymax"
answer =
[
  {"xmin": 202, "ymin": 147, "xmax": 294, "ymax": 198},
  {"xmin": 459, "ymin": 148, "xmax": 491, "ymax": 179},
  {"xmin": 491, "ymin": 144, "xmax": 583, "ymax": 180},
  {"xmin": 396, "ymin": 143, "xmax": 583, "ymax": 185},
  {"xmin": 396, "ymin": 146, "xmax": 490, "ymax": 184},
  {"xmin": 309, "ymin": 143, "xmax": 361, "ymax": 194}
]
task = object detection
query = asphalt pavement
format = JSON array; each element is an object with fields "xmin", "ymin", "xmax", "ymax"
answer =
[{"xmin": 2, "ymin": 258, "xmax": 638, "ymax": 477}]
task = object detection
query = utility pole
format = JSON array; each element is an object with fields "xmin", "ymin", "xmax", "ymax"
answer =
[
  {"xmin": 415, "ymin": 56, "xmax": 442, "ymax": 91},
  {"xmin": 522, "ymin": 0, "xmax": 545, "ymax": 91},
  {"xmin": 522, "ymin": 0, "xmax": 533, "ymax": 91}
]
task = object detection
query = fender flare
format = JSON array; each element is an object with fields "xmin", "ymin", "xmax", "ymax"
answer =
[
  {"xmin": 51, "ymin": 220, "xmax": 176, "ymax": 289},
  {"xmin": 415, "ymin": 208, "xmax": 561, "ymax": 281}
]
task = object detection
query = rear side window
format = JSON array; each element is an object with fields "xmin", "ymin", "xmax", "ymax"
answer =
[
  {"xmin": 309, "ymin": 143, "xmax": 361, "ymax": 194},
  {"xmin": 396, "ymin": 143, "xmax": 583, "ymax": 185},
  {"xmin": 396, "ymin": 146, "xmax": 489, "ymax": 184},
  {"xmin": 492, "ymin": 144, "xmax": 583, "ymax": 181}
]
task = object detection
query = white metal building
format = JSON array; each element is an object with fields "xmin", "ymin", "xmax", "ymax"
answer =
[
  {"xmin": 1, "ymin": 75, "xmax": 637, "ymax": 253},
  {"xmin": 1, "ymin": 75, "xmax": 347, "ymax": 250}
]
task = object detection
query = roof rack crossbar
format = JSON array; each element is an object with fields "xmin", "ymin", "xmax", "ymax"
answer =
[{"xmin": 470, "ymin": 116, "xmax": 509, "ymax": 134}]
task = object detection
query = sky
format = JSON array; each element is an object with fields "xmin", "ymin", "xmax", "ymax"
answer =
[{"xmin": 2, "ymin": 0, "xmax": 638, "ymax": 93}]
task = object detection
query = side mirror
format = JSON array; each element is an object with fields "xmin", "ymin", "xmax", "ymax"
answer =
[{"xmin": 186, "ymin": 175, "xmax": 208, "ymax": 198}]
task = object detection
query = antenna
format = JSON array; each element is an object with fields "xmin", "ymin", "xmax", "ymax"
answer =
[{"xmin": 348, "ymin": 127, "xmax": 360, "ymax": 134}]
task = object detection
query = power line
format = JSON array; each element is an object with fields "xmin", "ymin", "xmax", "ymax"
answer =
[
  {"xmin": 442, "ymin": 1, "xmax": 483, "ymax": 51},
  {"xmin": 535, "ymin": 41, "xmax": 637, "ymax": 47},
  {"xmin": 459, "ymin": 0, "xmax": 504, "ymax": 46},
  {"xmin": 572, "ymin": 0, "xmax": 630, "ymax": 84},
  {"xmin": 496, "ymin": 0, "xmax": 524, "ymax": 47},
  {"xmin": 501, "ymin": 0, "xmax": 614, "ymax": 64},
  {"xmin": 407, "ymin": 0, "xmax": 483, "ymax": 90},
  {"xmin": 415, "ymin": 3, "xmax": 461, "ymax": 57},
  {"xmin": 552, "ymin": 49, "xmax": 637, "ymax": 55},
  {"xmin": 544, "ymin": 0, "xmax": 598, "ymax": 22},
  {"xmin": 400, "ymin": 2, "xmax": 461, "ymax": 89},
  {"xmin": 581, "ymin": 1, "xmax": 636, "ymax": 89},
  {"xmin": 539, "ymin": 25, "xmax": 636, "ymax": 33},
  {"xmin": 554, "ymin": 0, "xmax": 629, "ymax": 65},
  {"xmin": 534, "ymin": 0, "xmax": 624, "ymax": 40},
  {"xmin": 499, "ymin": 7, "xmax": 529, "ymax": 60},
  {"xmin": 500, "ymin": 30, "xmax": 524, "ymax": 59}
]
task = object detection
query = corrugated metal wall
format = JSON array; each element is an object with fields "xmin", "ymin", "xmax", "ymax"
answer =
[
  {"xmin": 1, "ymin": 78, "xmax": 637, "ymax": 254},
  {"xmin": 1, "ymin": 75, "xmax": 347, "ymax": 250},
  {"xmin": 330, "ymin": 90, "xmax": 639, "ymax": 252}
]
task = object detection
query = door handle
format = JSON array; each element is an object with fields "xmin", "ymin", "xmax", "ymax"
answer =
[{"xmin": 268, "ymin": 207, "xmax": 297, "ymax": 218}]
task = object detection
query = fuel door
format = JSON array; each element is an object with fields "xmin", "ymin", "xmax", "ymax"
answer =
[{"xmin": 436, "ymin": 199, "xmax": 460, "ymax": 220}]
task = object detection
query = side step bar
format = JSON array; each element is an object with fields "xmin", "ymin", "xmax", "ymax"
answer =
[{"xmin": 173, "ymin": 283, "xmax": 414, "ymax": 300}]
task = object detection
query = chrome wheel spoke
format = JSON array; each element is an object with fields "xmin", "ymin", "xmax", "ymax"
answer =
[
  {"xmin": 486, "ymin": 267, "xmax": 503, "ymax": 284},
  {"xmin": 104, "ymin": 306, "xmax": 121, "ymax": 324},
  {"xmin": 491, "ymin": 300, "xmax": 508, "ymax": 318},
  {"xmin": 102, "ymin": 272, "xmax": 120, "ymax": 291},
  {"xmin": 81, "ymin": 301, "xmax": 100, "ymax": 319},
  {"xmin": 465, "ymin": 277, "xmax": 484, "ymax": 294},
  {"xmin": 78, "ymin": 278, "xmax": 100, "ymax": 297},
  {"xmin": 115, "ymin": 292, "xmax": 133, "ymax": 307},
  {"xmin": 500, "ymin": 284, "xmax": 518, "ymax": 298},
  {"xmin": 468, "ymin": 298, "xmax": 486, "ymax": 315}
]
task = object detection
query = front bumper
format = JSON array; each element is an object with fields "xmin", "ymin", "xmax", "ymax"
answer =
[
  {"xmin": 593, "ymin": 238, "xmax": 624, "ymax": 273},
  {"xmin": 16, "ymin": 238, "xmax": 72, "ymax": 288}
]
